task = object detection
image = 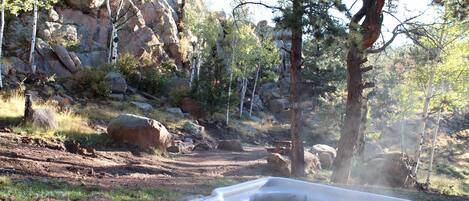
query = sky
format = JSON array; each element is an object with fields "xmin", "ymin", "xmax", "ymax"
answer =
[{"xmin": 205, "ymin": 0, "xmax": 440, "ymax": 46}]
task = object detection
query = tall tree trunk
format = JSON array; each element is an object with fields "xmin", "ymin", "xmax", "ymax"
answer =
[
  {"xmin": 414, "ymin": 70, "xmax": 435, "ymax": 176},
  {"xmin": 332, "ymin": 49, "xmax": 364, "ymax": 183},
  {"xmin": 29, "ymin": 0, "xmax": 38, "ymax": 73},
  {"xmin": 332, "ymin": 0, "xmax": 385, "ymax": 184},
  {"xmin": 290, "ymin": 0, "xmax": 305, "ymax": 177},
  {"xmin": 0, "ymin": 0, "xmax": 5, "ymax": 89},
  {"xmin": 426, "ymin": 106, "xmax": 442, "ymax": 185},
  {"xmin": 239, "ymin": 77, "xmax": 247, "ymax": 118},
  {"xmin": 249, "ymin": 65, "xmax": 261, "ymax": 117},
  {"xmin": 357, "ymin": 100, "xmax": 369, "ymax": 158}
]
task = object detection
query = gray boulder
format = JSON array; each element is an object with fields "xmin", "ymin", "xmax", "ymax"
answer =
[
  {"xmin": 105, "ymin": 72, "xmax": 127, "ymax": 93},
  {"xmin": 107, "ymin": 114, "xmax": 171, "ymax": 151},
  {"xmin": 183, "ymin": 121, "xmax": 204, "ymax": 138},
  {"xmin": 310, "ymin": 144, "xmax": 336, "ymax": 169},
  {"xmin": 130, "ymin": 101, "xmax": 153, "ymax": 111},
  {"xmin": 51, "ymin": 44, "xmax": 78, "ymax": 73},
  {"xmin": 166, "ymin": 107, "xmax": 184, "ymax": 117},
  {"xmin": 362, "ymin": 141, "xmax": 384, "ymax": 161},
  {"xmin": 30, "ymin": 108, "xmax": 58, "ymax": 129}
]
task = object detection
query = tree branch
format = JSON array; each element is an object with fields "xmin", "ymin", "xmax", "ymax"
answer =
[{"xmin": 366, "ymin": 11, "xmax": 425, "ymax": 54}]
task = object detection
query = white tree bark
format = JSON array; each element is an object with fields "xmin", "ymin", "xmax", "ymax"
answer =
[
  {"xmin": 249, "ymin": 65, "xmax": 260, "ymax": 117},
  {"xmin": 107, "ymin": 0, "xmax": 124, "ymax": 64},
  {"xmin": 29, "ymin": 0, "xmax": 38, "ymax": 73},
  {"xmin": 0, "ymin": 0, "xmax": 5, "ymax": 89},
  {"xmin": 226, "ymin": 71, "xmax": 233, "ymax": 124},
  {"xmin": 239, "ymin": 77, "xmax": 248, "ymax": 118},
  {"xmin": 426, "ymin": 106, "xmax": 442, "ymax": 185},
  {"xmin": 400, "ymin": 121, "xmax": 406, "ymax": 154},
  {"xmin": 414, "ymin": 70, "xmax": 435, "ymax": 176}
]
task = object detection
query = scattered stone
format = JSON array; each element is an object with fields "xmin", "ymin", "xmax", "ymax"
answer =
[
  {"xmin": 105, "ymin": 72, "xmax": 127, "ymax": 94},
  {"xmin": 193, "ymin": 141, "xmax": 213, "ymax": 151},
  {"xmin": 50, "ymin": 95, "xmax": 72, "ymax": 106},
  {"xmin": 64, "ymin": 140, "xmax": 96, "ymax": 157},
  {"xmin": 107, "ymin": 114, "xmax": 171, "ymax": 151},
  {"xmin": 131, "ymin": 101, "xmax": 153, "ymax": 111},
  {"xmin": 217, "ymin": 139, "xmax": 244, "ymax": 152},
  {"xmin": 167, "ymin": 140, "xmax": 194, "ymax": 154},
  {"xmin": 183, "ymin": 121, "xmax": 204, "ymax": 139},
  {"xmin": 166, "ymin": 107, "xmax": 184, "ymax": 117}
]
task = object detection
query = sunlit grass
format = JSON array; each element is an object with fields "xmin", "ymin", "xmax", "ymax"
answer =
[
  {"xmin": 0, "ymin": 178, "xmax": 179, "ymax": 201},
  {"xmin": 0, "ymin": 91, "xmax": 96, "ymax": 139}
]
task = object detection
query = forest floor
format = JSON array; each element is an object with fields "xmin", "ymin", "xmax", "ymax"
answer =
[{"xmin": 0, "ymin": 131, "xmax": 468, "ymax": 201}]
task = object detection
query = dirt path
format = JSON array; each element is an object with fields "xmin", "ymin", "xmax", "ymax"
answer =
[
  {"xmin": 1, "ymin": 132, "xmax": 467, "ymax": 201},
  {"xmin": 0, "ymin": 132, "xmax": 268, "ymax": 196}
]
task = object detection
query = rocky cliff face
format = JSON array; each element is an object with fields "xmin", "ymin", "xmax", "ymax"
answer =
[{"xmin": 2, "ymin": 0, "xmax": 183, "ymax": 79}]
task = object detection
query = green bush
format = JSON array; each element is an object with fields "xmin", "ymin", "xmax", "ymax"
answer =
[
  {"xmin": 169, "ymin": 86, "xmax": 190, "ymax": 106},
  {"xmin": 70, "ymin": 68, "xmax": 111, "ymax": 98}
]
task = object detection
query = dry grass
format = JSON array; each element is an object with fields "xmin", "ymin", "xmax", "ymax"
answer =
[{"xmin": 0, "ymin": 91, "xmax": 96, "ymax": 138}]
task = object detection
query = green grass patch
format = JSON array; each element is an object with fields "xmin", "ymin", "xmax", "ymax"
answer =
[{"xmin": 0, "ymin": 178, "xmax": 179, "ymax": 201}]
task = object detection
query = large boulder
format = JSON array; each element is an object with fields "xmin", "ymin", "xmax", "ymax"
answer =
[
  {"xmin": 130, "ymin": 101, "xmax": 153, "ymax": 111},
  {"xmin": 310, "ymin": 144, "xmax": 336, "ymax": 169},
  {"xmin": 183, "ymin": 121, "xmax": 204, "ymax": 139},
  {"xmin": 266, "ymin": 153, "xmax": 291, "ymax": 176},
  {"xmin": 217, "ymin": 140, "xmax": 244, "ymax": 152},
  {"xmin": 105, "ymin": 72, "xmax": 127, "ymax": 93},
  {"xmin": 29, "ymin": 108, "xmax": 58, "ymax": 129},
  {"xmin": 51, "ymin": 44, "xmax": 78, "ymax": 73},
  {"xmin": 107, "ymin": 114, "xmax": 171, "ymax": 151},
  {"xmin": 266, "ymin": 151, "xmax": 321, "ymax": 176}
]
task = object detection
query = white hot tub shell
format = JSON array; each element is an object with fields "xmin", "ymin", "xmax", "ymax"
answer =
[{"xmin": 195, "ymin": 177, "xmax": 411, "ymax": 201}]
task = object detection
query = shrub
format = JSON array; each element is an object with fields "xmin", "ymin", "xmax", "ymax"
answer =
[
  {"xmin": 70, "ymin": 68, "xmax": 111, "ymax": 98},
  {"xmin": 115, "ymin": 53, "xmax": 140, "ymax": 76},
  {"xmin": 169, "ymin": 86, "xmax": 190, "ymax": 106},
  {"xmin": 138, "ymin": 67, "xmax": 169, "ymax": 95}
]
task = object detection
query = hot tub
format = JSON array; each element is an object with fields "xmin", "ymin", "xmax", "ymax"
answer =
[{"xmin": 198, "ymin": 177, "xmax": 410, "ymax": 201}]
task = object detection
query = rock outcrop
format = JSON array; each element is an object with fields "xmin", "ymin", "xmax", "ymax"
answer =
[{"xmin": 107, "ymin": 114, "xmax": 171, "ymax": 151}]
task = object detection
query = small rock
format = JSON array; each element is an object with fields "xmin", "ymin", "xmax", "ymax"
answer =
[
  {"xmin": 131, "ymin": 101, "xmax": 153, "ymax": 111},
  {"xmin": 166, "ymin": 107, "xmax": 184, "ymax": 117},
  {"xmin": 193, "ymin": 141, "xmax": 213, "ymax": 151},
  {"xmin": 109, "ymin": 93, "xmax": 124, "ymax": 100},
  {"xmin": 217, "ymin": 139, "xmax": 244, "ymax": 152}
]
